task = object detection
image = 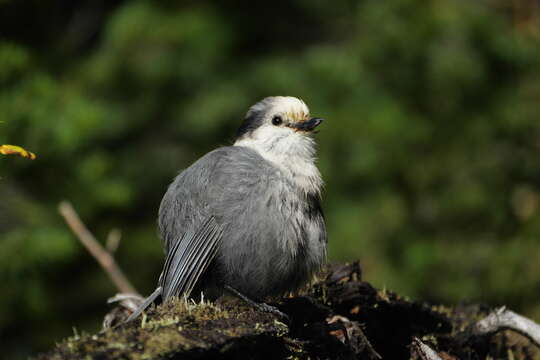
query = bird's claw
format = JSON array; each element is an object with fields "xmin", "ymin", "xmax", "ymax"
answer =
[
  {"xmin": 224, "ymin": 285, "xmax": 289, "ymax": 322},
  {"xmin": 255, "ymin": 302, "xmax": 290, "ymax": 322}
]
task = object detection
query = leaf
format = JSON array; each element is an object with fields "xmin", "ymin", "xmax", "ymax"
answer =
[{"xmin": 0, "ymin": 144, "xmax": 36, "ymax": 160}]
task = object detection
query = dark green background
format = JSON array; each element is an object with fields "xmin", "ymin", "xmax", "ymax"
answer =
[{"xmin": 2, "ymin": 0, "xmax": 540, "ymax": 358}]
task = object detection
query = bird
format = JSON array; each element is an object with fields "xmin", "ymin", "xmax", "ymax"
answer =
[{"xmin": 127, "ymin": 96, "xmax": 327, "ymax": 321}]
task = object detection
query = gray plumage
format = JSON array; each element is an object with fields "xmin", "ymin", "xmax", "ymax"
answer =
[{"xmin": 127, "ymin": 96, "xmax": 326, "ymax": 321}]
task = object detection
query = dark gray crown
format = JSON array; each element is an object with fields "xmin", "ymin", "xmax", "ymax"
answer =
[{"xmin": 235, "ymin": 97, "xmax": 278, "ymax": 139}]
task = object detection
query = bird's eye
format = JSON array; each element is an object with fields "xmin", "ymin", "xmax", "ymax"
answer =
[{"xmin": 272, "ymin": 116, "xmax": 283, "ymax": 126}]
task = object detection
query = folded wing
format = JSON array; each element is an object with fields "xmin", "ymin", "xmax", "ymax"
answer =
[
  {"xmin": 160, "ymin": 216, "xmax": 224, "ymax": 300},
  {"xmin": 125, "ymin": 217, "xmax": 223, "ymax": 322}
]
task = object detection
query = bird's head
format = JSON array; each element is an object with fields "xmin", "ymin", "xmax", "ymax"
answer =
[
  {"xmin": 234, "ymin": 96, "xmax": 324, "ymax": 193},
  {"xmin": 234, "ymin": 96, "xmax": 323, "ymax": 143}
]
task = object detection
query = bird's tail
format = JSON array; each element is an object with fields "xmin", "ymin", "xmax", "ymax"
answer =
[{"xmin": 125, "ymin": 286, "xmax": 162, "ymax": 323}]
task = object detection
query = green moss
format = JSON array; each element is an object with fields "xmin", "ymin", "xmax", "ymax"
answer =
[{"xmin": 37, "ymin": 297, "xmax": 289, "ymax": 360}]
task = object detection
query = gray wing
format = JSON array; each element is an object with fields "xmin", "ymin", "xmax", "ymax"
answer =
[
  {"xmin": 127, "ymin": 148, "xmax": 258, "ymax": 322},
  {"xmin": 156, "ymin": 146, "xmax": 276, "ymax": 298},
  {"xmin": 160, "ymin": 216, "xmax": 224, "ymax": 300},
  {"xmin": 125, "ymin": 217, "xmax": 223, "ymax": 323}
]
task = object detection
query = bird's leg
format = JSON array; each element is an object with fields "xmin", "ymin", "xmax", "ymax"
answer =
[{"xmin": 224, "ymin": 285, "xmax": 289, "ymax": 322}]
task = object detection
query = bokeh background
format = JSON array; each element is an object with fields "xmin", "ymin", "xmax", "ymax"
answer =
[{"xmin": 2, "ymin": 0, "xmax": 540, "ymax": 358}]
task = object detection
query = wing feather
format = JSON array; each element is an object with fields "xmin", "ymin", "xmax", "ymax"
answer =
[
  {"xmin": 160, "ymin": 216, "xmax": 223, "ymax": 300},
  {"xmin": 125, "ymin": 286, "xmax": 162, "ymax": 322}
]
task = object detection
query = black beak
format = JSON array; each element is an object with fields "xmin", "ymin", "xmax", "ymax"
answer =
[{"xmin": 289, "ymin": 117, "xmax": 324, "ymax": 132}]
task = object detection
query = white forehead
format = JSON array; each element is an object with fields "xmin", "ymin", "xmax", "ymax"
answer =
[
  {"xmin": 269, "ymin": 96, "xmax": 309, "ymax": 115},
  {"xmin": 248, "ymin": 96, "xmax": 310, "ymax": 120}
]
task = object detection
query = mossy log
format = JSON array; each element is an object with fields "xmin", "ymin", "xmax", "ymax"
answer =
[{"xmin": 37, "ymin": 262, "xmax": 540, "ymax": 360}]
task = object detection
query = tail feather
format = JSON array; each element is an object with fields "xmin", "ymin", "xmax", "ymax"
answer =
[{"xmin": 125, "ymin": 286, "xmax": 162, "ymax": 323}]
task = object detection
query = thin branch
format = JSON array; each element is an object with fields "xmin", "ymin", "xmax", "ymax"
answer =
[
  {"xmin": 107, "ymin": 293, "xmax": 143, "ymax": 312},
  {"xmin": 473, "ymin": 306, "xmax": 540, "ymax": 348},
  {"xmin": 412, "ymin": 338, "xmax": 443, "ymax": 360},
  {"xmin": 58, "ymin": 201, "xmax": 138, "ymax": 295},
  {"xmin": 106, "ymin": 228, "xmax": 122, "ymax": 253},
  {"xmin": 103, "ymin": 293, "xmax": 145, "ymax": 330}
]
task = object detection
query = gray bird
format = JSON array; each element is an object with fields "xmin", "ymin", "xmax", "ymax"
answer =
[{"xmin": 127, "ymin": 96, "xmax": 327, "ymax": 321}]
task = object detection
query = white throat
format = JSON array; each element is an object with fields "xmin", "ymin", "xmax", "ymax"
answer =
[{"xmin": 234, "ymin": 129, "xmax": 323, "ymax": 196}]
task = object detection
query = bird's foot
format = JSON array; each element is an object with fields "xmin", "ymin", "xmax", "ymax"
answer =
[
  {"xmin": 254, "ymin": 302, "xmax": 290, "ymax": 322},
  {"xmin": 224, "ymin": 285, "xmax": 289, "ymax": 322}
]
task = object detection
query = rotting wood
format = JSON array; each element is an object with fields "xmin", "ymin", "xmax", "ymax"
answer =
[{"xmin": 36, "ymin": 262, "xmax": 540, "ymax": 360}]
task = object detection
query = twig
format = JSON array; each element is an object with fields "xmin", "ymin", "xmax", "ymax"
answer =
[
  {"xmin": 106, "ymin": 228, "xmax": 122, "ymax": 253},
  {"xmin": 58, "ymin": 201, "xmax": 138, "ymax": 295},
  {"xmin": 412, "ymin": 338, "xmax": 443, "ymax": 360},
  {"xmin": 103, "ymin": 293, "xmax": 145, "ymax": 330},
  {"xmin": 107, "ymin": 293, "xmax": 144, "ymax": 312},
  {"xmin": 473, "ymin": 306, "xmax": 540, "ymax": 348}
]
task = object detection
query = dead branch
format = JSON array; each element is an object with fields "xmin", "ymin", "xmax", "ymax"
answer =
[
  {"xmin": 412, "ymin": 338, "xmax": 443, "ymax": 360},
  {"xmin": 106, "ymin": 228, "xmax": 122, "ymax": 253},
  {"xmin": 473, "ymin": 306, "xmax": 540, "ymax": 347},
  {"xmin": 107, "ymin": 293, "xmax": 144, "ymax": 312},
  {"xmin": 103, "ymin": 293, "xmax": 145, "ymax": 329},
  {"xmin": 58, "ymin": 201, "xmax": 138, "ymax": 295}
]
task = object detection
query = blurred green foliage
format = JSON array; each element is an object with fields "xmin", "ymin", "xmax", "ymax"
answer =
[{"xmin": 1, "ymin": 0, "xmax": 540, "ymax": 358}]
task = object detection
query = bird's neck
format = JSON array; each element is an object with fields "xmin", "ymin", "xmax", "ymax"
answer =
[{"xmin": 234, "ymin": 134, "xmax": 323, "ymax": 196}]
